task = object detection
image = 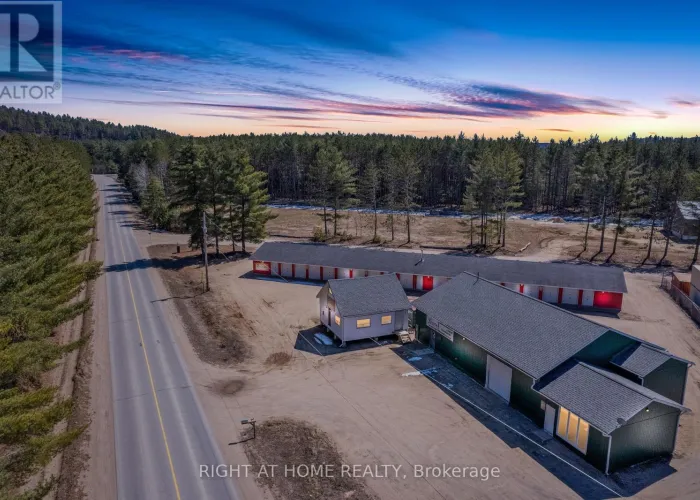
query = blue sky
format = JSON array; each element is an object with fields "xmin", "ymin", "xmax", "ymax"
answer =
[{"xmin": 22, "ymin": 0, "xmax": 700, "ymax": 138}]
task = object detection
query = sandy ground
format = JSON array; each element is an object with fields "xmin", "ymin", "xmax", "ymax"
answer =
[
  {"xmin": 266, "ymin": 208, "xmax": 697, "ymax": 268},
  {"xmin": 77, "ymin": 194, "xmax": 700, "ymax": 500},
  {"xmin": 140, "ymin": 237, "xmax": 700, "ymax": 499}
]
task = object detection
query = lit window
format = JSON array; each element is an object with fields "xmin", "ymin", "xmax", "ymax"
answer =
[
  {"xmin": 576, "ymin": 420, "xmax": 589, "ymax": 452},
  {"xmin": 557, "ymin": 407, "xmax": 569, "ymax": 437},
  {"xmin": 381, "ymin": 315, "xmax": 392, "ymax": 325},
  {"xmin": 356, "ymin": 318, "xmax": 371, "ymax": 328},
  {"xmin": 334, "ymin": 314, "xmax": 341, "ymax": 326},
  {"xmin": 556, "ymin": 406, "xmax": 589, "ymax": 453}
]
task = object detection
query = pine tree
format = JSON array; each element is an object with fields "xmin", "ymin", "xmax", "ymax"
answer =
[
  {"xmin": 0, "ymin": 134, "xmax": 100, "ymax": 498},
  {"xmin": 307, "ymin": 145, "xmax": 339, "ymax": 237},
  {"xmin": 141, "ymin": 177, "xmax": 170, "ymax": 229},
  {"xmin": 467, "ymin": 150, "xmax": 497, "ymax": 246},
  {"xmin": 358, "ymin": 162, "xmax": 381, "ymax": 242},
  {"xmin": 170, "ymin": 139, "xmax": 208, "ymax": 253},
  {"xmin": 392, "ymin": 146, "xmax": 420, "ymax": 243},
  {"xmin": 229, "ymin": 154, "xmax": 275, "ymax": 253},
  {"xmin": 573, "ymin": 148, "xmax": 602, "ymax": 252},
  {"xmin": 493, "ymin": 143, "xmax": 523, "ymax": 247}
]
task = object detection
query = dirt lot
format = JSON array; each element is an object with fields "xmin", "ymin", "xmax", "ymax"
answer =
[
  {"xmin": 144, "ymin": 240, "xmax": 700, "ymax": 500},
  {"xmin": 266, "ymin": 208, "xmax": 697, "ymax": 268}
]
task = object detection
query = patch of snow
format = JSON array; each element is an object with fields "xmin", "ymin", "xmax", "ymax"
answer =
[
  {"xmin": 402, "ymin": 367, "xmax": 438, "ymax": 377},
  {"xmin": 408, "ymin": 356, "xmax": 422, "ymax": 362}
]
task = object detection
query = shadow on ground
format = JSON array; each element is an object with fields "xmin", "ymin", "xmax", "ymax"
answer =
[
  {"xmin": 387, "ymin": 343, "xmax": 674, "ymax": 500},
  {"xmin": 103, "ymin": 245, "xmax": 249, "ymax": 274},
  {"xmin": 294, "ymin": 326, "xmax": 397, "ymax": 356}
]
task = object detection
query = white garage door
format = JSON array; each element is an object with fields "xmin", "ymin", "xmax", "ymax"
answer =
[
  {"xmin": 308, "ymin": 265, "xmax": 321, "ymax": 280},
  {"xmin": 561, "ymin": 288, "xmax": 579, "ymax": 305},
  {"xmin": 337, "ymin": 268, "xmax": 351, "ymax": 279},
  {"xmin": 486, "ymin": 355, "xmax": 512, "ymax": 403},
  {"xmin": 581, "ymin": 290, "xmax": 594, "ymax": 307},
  {"xmin": 294, "ymin": 264, "xmax": 307, "ymax": 279},
  {"xmin": 400, "ymin": 273, "xmax": 414, "ymax": 289},
  {"xmin": 542, "ymin": 286, "xmax": 559, "ymax": 303},
  {"xmin": 280, "ymin": 263, "xmax": 293, "ymax": 278},
  {"xmin": 523, "ymin": 284, "xmax": 539, "ymax": 298}
]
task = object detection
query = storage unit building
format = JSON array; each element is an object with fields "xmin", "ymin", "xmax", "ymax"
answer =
[
  {"xmin": 251, "ymin": 242, "xmax": 628, "ymax": 312},
  {"xmin": 317, "ymin": 274, "xmax": 411, "ymax": 346},
  {"xmin": 413, "ymin": 273, "xmax": 692, "ymax": 474}
]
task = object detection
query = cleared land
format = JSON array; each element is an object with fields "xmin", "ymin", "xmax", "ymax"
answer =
[
  {"xmin": 144, "ymin": 241, "xmax": 700, "ymax": 500},
  {"xmin": 266, "ymin": 208, "xmax": 697, "ymax": 268}
]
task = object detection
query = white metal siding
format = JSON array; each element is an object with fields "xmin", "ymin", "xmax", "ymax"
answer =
[
  {"xmin": 523, "ymin": 284, "xmax": 539, "ymax": 298},
  {"xmin": 280, "ymin": 263, "xmax": 293, "ymax": 278},
  {"xmin": 542, "ymin": 286, "xmax": 559, "ymax": 303},
  {"xmin": 308, "ymin": 265, "xmax": 321, "ymax": 280},
  {"xmin": 400, "ymin": 273, "xmax": 414, "ymax": 289},
  {"xmin": 294, "ymin": 264, "xmax": 307, "ymax": 279},
  {"xmin": 561, "ymin": 287, "xmax": 579, "ymax": 305},
  {"xmin": 581, "ymin": 289, "xmax": 594, "ymax": 307},
  {"xmin": 318, "ymin": 287, "xmax": 342, "ymax": 337},
  {"xmin": 342, "ymin": 312, "xmax": 398, "ymax": 342}
]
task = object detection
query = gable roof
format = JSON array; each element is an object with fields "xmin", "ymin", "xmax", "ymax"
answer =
[
  {"xmin": 412, "ymin": 273, "xmax": 611, "ymax": 379},
  {"xmin": 320, "ymin": 274, "xmax": 411, "ymax": 317},
  {"xmin": 537, "ymin": 362, "xmax": 688, "ymax": 435},
  {"xmin": 610, "ymin": 344, "xmax": 677, "ymax": 377},
  {"xmin": 677, "ymin": 201, "xmax": 700, "ymax": 221},
  {"xmin": 252, "ymin": 242, "xmax": 627, "ymax": 293}
]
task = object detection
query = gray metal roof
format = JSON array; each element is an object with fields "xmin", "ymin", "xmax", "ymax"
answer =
[
  {"xmin": 677, "ymin": 201, "xmax": 700, "ymax": 221},
  {"xmin": 537, "ymin": 362, "xmax": 687, "ymax": 434},
  {"xmin": 412, "ymin": 273, "xmax": 611, "ymax": 379},
  {"xmin": 322, "ymin": 274, "xmax": 411, "ymax": 318},
  {"xmin": 252, "ymin": 242, "xmax": 628, "ymax": 292},
  {"xmin": 610, "ymin": 344, "xmax": 674, "ymax": 377}
]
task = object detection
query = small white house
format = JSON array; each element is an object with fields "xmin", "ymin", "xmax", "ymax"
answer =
[{"xmin": 317, "ymin": 274, "xmax": 411, "ymax": 346}]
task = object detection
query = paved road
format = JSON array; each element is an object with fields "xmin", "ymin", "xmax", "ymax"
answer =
[{"xmin": 97, "ymin": 175, "xmax": 239, "ymax": 500}]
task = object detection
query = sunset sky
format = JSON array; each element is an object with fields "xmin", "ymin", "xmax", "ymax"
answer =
[{"xmin": 22, "ymin": 0, "xmax": 700, "ymax": 139}]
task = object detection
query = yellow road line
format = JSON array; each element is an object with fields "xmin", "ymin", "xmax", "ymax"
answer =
[{"xmin": 116, "ymin": 216, "xmax": 182, "ymax": 500}]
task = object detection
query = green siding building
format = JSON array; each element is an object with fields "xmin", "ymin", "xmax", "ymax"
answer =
[{"xmin": 413, "ymin": 273, "xmax": 692, "ymax": 474}]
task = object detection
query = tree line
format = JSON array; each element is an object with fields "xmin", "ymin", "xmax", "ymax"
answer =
[
  {"xmin": 0, "ymin": 134, "xmax": 100, "ymax": 499},
  {"xmin": 0, "ymin": 105, "xmax": 172, "ymax": 141},
  {"xmin": 104, "ymin": 131, "xmax": 700, "ymax": 263},
  {"xmin": 5, "ymin": 106, "xmax": 700, "ymax": 262}
]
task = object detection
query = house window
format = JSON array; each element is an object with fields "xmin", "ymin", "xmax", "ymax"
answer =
[
  {"xmin": 328, "ymin": 297, "xmax": 336, "ymax": 310},
  {"xmin": 334, "ymin": 314, "xmax": 341, "ymax": 326},
  {"xmin": 356, "ymin": 318, "xmax": 371, "ymax": 328},
  {"xmin": 381, "ymin": 315, "xmax": 392, "ymax": 325},
  {"xmin": 557, "ymin": 406, "xmax": 589, "ymax": 453}
]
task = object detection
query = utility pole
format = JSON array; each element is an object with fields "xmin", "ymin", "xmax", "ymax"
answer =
[{"xmin": 202, "ymin": 211, "xmax": 209, "ymax": 292}]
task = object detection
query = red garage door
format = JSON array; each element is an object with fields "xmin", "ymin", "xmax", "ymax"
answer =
[
  {"xmin": 422, "ymin": 276, "xmax": 434, "ymax": 291},
  {"xmin": 593, "ymin": 291, "xmax": 623, "ymax": 310}
]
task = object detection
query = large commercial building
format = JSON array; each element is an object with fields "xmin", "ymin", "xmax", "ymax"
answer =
[
  {"xmin": 251, "ymin": 242, "xmax": 628, "ymax": 311},
  {"xmin": 413, "ymin": 273, "xmax": 692, "ymax": 474}
]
